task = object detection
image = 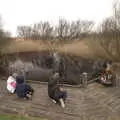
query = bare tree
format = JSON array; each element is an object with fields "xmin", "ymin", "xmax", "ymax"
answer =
[
  {"xmin": 0, "ymin": 16, "xmax": 11, "ymax": 74},
  {"xmin": 69, "ymin": 20, "xmax": 94, "ymax": 40},
  {"xmin": 98, "ymin": 0, "xmax": 120, "ymax": 60},
  {"xmin": 56, "ymin": 18, "xmax": 70, "ymax": 40},
  {"xmin": 17, "ymin": 25, "xmax": 32, "ymax": 39},
  {"xmin": 99, "ymin": 17, "xmax": 115, "ymax": 57},
  {"xmin": 16, "ymin": 19, "xmax": 94, "ymax": 41},
  {"xmin": 0, "ymin": 16, "xmax": 11, "ymax": 47},
  {"xmin": 39, "ymin": 21, "xmax": 53, "ymax": 40}
]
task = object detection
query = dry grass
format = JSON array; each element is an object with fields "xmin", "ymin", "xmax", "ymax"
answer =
[
  {"xmin": 57, "ymin": 39, "xmax": 110, "ymax": 59},
  {"xmin": 2, "ymin": 40, "xmax": 56, "ymax": 53},
  {"xmin": 2, "ymin": 39, "xmax": 110, "ymax": 59}
]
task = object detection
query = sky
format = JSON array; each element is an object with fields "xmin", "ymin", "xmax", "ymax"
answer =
[{"xmin": 0, "ymin": 0, "xmax": 114, "ymax": 36}]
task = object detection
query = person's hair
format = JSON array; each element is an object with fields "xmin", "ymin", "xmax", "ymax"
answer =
[
  {"xmin": 12, "ymin": 73, "xmax": 18, "ymax": 78},
  {"xmin": 57, "ymin": 84, "xmax": 63, "ymax": 90},
  {"xmin": 9, "ymin": 73, "xmax": 12, "ymax": 76},
  {"xmin": 16, "ymin": 76, "xmax": 25, "ymax": 84}
]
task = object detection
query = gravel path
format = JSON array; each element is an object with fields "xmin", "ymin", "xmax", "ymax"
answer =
[{"xmin": 0, "ymin": 81, "xmax": 120, "ymax": 120}]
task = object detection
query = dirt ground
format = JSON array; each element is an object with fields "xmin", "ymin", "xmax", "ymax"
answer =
[{"xmin": 0, "ymin": 80, "xmax": 120, "ymax": 120}]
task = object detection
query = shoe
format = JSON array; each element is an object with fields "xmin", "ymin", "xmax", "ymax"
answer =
[{"xmin": 52, "ymin": 99, "xmax": 57, "ymax": 104}]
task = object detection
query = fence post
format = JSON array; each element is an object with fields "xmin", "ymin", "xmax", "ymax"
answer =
[
  {"xmin": 81, "ymin": 72, "xmax": 88, "ymax": 88},
  {"xmin": 114, "ymin": 73, "xmax": 120, "ymax": 87}
]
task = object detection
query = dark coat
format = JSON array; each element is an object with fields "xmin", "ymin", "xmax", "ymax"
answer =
[
  {"xmin": 16, "ymin": 83, "xmax": 33, "ymax": 98},
  {"xmin": 48, "ymin": 74, "xmax": 59, "ymax": 99},
  {"xmin": 16, "ymin": 76, "xmax": 34, "ymax": 98}
]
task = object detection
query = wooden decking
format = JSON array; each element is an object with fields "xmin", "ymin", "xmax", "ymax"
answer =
[{"xmin": 0, "ymin": 81, "xmax": 120, "ymax": 120}]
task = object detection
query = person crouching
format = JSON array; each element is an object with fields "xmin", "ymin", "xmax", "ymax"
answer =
[{"xmin": 16, "ymin": 75, "xmax": 34, "ymax": 100}]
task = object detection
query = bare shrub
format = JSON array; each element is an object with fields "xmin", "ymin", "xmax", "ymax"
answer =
[
  {"xmin": 0, "ymin": 16, "xmax": 11, "ymax": 75},
  {"xmin": 97, "ymin": 0, "xmax": 120, "ymax": 60},
  {"xmin": 17, "ymin": 18, "xmax": 94, "ymax": 41}
]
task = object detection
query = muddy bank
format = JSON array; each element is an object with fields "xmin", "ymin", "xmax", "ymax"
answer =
[{"xmin": 5, "ymin": 51, "xmax": 105, "ymax": 85}]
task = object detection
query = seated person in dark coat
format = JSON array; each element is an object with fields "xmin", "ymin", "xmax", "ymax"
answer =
[
  {"xmin": 54, "ymin": 85, "xmax": 67, "ymax": 108},
  {"xmin": 16, "ymin": 75, "xmax": 34, "ymax": 100},
  {"xmin": 48, "ymin": 72, "xmax": 67, "ymax": 108}
]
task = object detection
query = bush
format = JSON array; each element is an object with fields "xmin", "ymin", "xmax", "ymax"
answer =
[{"xmin": 0, "ymin": 16, "xmax": 11, "ymax": 75}]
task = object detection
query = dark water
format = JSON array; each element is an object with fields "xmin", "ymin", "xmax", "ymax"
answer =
[{"xmin": 7, "ymin": 52, "xmax": 105, "ymax": 85}]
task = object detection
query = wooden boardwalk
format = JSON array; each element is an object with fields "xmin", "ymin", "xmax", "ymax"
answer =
[{"xmin": 0, "ymin": 81, "xmax": 120, "ymax": 120}]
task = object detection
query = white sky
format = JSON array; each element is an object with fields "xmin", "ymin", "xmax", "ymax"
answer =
[{"xmin": 0, "ymin": 0, "xmax": 114, "ymax": 36}]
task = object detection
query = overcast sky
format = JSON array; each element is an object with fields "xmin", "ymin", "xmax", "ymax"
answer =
[{"xmin": 0, "ymin": 0, "xmax": 114, "ymax": 36}]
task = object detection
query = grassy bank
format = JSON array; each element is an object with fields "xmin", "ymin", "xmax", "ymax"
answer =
[
  {"xmin": 0, "ymin": 114, "xmax": 46, "ymax": 120},
  {"xmin": 2, "ymin": 38, "xmax": 110, "ymax": 59}
]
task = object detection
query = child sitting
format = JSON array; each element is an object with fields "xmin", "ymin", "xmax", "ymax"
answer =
[
  {"xmin": 16, "ymin": 75, "xmax": 34, "ymax": 100},
  {"xmin": 7, "ymin": 73, "xmax": 17, "ymax": 94}
]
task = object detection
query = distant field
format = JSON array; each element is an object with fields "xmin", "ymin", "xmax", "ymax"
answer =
[{"xmin": 2, "ymin": 39, "xmax": 110, "ymax": 59}]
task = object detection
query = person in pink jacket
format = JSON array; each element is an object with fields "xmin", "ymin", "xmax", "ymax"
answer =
[{"xmin": 7, "ymin": 73, "xmax": 17, "ymax": 94}]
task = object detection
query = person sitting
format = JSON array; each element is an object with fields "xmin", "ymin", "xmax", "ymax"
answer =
[
  {"xmin": 16, "ymin": 76, "xmax": 34, "ymax": 100},
  {"xmin": 48, "ymin": 72, "xmax": 67, "ymax": 108},
  {"xmin": 54, "ymin": 85, "xmax": 67, "ymax": 108},
  {"xmin": 100, "ymin": 60, "xmax": 113, "ymax": 85},
  {"xmin": 7, "ymin": 73, "xmax": 17, "ymax": 94}
]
